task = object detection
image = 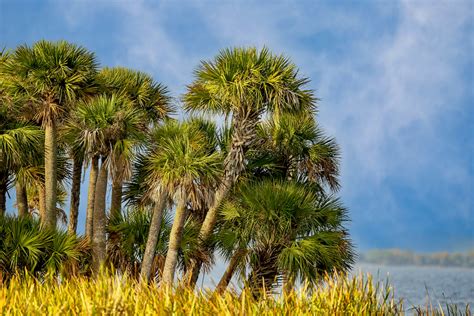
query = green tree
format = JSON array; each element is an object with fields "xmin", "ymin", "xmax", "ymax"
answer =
[
  {"xmin": 1, "ymin": 40, "xmax": 97, "ymax": 228},
  {"xmin": 140, "ymin": 119, "xmax": 222, "ymax": 284},
  {"xmin": 216, "ymin": 180, "xmax": 353, "ymax": 296},
  {"xmin": 183, "ymin": 47, "xmax": 316, "ymax": 285},
  {"xmin": 96, "ymin": 67, "xmax": 172, "ymax": 219},
  {"xmin": 69, "ymin": 94, "xmax": 146, "ymax": 274}
]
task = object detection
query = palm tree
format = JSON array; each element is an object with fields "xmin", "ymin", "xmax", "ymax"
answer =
[
  {"xmin": 216, "ymin": 180, "xmax": 354, "ymax": 295},
  {"xmin": 69, "ymin": 94, "xmax": 146, "ymax": 274},
  {"xmin": 251, "ymin": 113, "xmax": 341, "ymax": 191},
  {"xmin": 141, "ymin": 120, "xmax": 222, "ymax": 285},
  {"xmin": 182, "ymin": 47, "xmax": 316, "ymax": 285},
  {"xmin": 0, "ymin": 110, "xmax": 43, "ymax": 216},
  {"xmin": 1, "ymin": 40, "xmax": 97, "ymax": 228},
  {"xmin": 96, "ymin": 67, "xmax": 172, "ymax": 219}
]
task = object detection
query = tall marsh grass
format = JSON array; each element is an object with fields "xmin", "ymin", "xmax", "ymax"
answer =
[{"xmin": 0, "ymin": 272, "xmax": 469, "ymax": 315}]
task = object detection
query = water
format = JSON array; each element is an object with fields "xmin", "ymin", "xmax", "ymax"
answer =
[{"xmin": 353, "ymin": 264, "xmax": 474, "ymax": 310}]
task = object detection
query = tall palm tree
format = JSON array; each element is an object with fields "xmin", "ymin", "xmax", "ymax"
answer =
[
  {"xmin": 183, "ymin": 47, "xmax": 316, "ymax": 285},
  {"xmin": 69, "ymin": 94, "xmax": 146, "ymax": 274},
  {"xmin": 96, "ymin": 67, "xmax": 172, "ymax": 219},
  {"xmin": 1, "ymin": 40, "xmax": 97, "ymax": 228},
  {"xmin": 216, "ymin": 180, "xmax": 354, "ymax": 295},
  {"xmin": 141, "ymin": 120, "xmax": 222, "ymax": 285}
]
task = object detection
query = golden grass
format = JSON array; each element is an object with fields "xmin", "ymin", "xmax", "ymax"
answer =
[{"xmin": 0, "ymin": 272, "xmax": 470, "ymax": 315}]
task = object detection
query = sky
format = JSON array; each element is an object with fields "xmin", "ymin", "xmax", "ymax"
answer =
[{"xmin": 1, "ymin": 0, "xmax": 473, "ymax": 253}]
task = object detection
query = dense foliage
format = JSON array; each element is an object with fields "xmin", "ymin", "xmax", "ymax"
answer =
[{"xmin": 0, "ymin": 41, "xmax": 354, "ymax": 294}]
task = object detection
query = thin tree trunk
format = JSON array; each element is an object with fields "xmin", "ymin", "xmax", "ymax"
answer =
[
  {"xmin": 68, "ymin": 155, "xmax": 83, "ymax": 234},
  {"xmin": 92, "ymin": 157, "xmax": 108, "ymax": 275},
  {"xmin": 186, "ymin": 111, "xmax": 259, "ymax": 287},
  {"xmin": 15, "ymin": 182, "xmax": 28, "ymax": 217},
  {"xmin": 85, "ymin": 156, "xmax": 99, "ymax": 239},
  {"xmin": 161, "ymin": 196, "xmax": 188, "ymax": 285},
  {"xmin": 38, "ymin": 185, "xmax": 46, "ymax": 220},
  {"xmin": 0, "ymin": 171, "xmax": 7, "ymax": 216},
  {"xmin": 44, "ymin": 121, "xmax": 58, "ymax": 228},
  {"xmin": 140, "ymin": 191, "xmax": 167, "ymax": 283},
  {"xmin": 215, "ymin": 248, "xmax": 245, "ymax": 294},
  {"xmin": 110, "ymin": 176, "xmax": 122, "ymax": 219}
]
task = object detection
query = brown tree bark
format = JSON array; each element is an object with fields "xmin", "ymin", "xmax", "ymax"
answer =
[
  {"xmin": 44, "ymin": 121, "xmax": 58, "ymax": 228},
  {"xmin": 0, "ymin": 171, "xmax": 7, "ymax": 216},
  {"xmin": 68, "ymin": 155, "xmax": 83, "ymax": 234}
]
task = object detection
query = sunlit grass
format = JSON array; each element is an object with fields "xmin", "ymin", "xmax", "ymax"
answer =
[{"xmin": 0, "ymin": 272, "xmax": 469, "ymax": 315}]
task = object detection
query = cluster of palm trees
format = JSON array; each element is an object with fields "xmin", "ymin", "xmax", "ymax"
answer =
[{"xmin": 0, "ymin": 41, "xmax": 353, "ymax": 293}]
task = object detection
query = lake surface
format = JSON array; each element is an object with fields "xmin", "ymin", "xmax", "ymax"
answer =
[
  {"xmin": 353, "ymin": 264, "xmax": 474, "ymax": 310},
  {"xmin": 201, "ymin": 261, "xmax": 474, "ymax": 310}
]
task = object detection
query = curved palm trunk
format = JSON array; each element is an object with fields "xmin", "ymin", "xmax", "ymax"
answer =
[
  {"xmin": 186, "ymin": 111, "xmax": 259, "ymax": 287},
  {"xmin": 85, "ymin": 156, "xmax": 99, "ymax": 239},
  {"xmin": 68, "ymin": 155, "xmax": 83, "ymax": 234},
  {"xmin": 44, "ymin": 121, "xmax": 58, "ymax": 228},
  {"xmin": 0, "ymin": 171, "xmax": 8, "ymax": 216},
  {"xmin": 92, "ymin": 157, "xmax": 108, "ymax": 275},
  {"xmin": 15, "ymin": 182, "xmax": 28, "ymax": 217},
  {"xmin": 140, "ymin": 191, "xmax": 167, "ymax": 282},
  {"xmin": 161, "ymin": 196, "xmax": 188, "ymax": 286},
  {"xmin": 215, "ymin": 248, "xmax": 246, "ymax": 294}
]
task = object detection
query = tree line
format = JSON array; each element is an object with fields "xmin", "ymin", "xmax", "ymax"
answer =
[
  {"xmin": 360, "ymin": 249, "xmax": 474, "ymax": 268},
  {"xmin": 0, "ymin": 41, "xmax": 353, "ymax": 295}
]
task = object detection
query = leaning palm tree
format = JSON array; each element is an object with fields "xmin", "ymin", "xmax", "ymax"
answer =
[
  {"xmin": 183, "ymin": 47, "xmax": 316, "ymax": 285},
  {"xmin": 69, "ymin": 94, "xmax": 146, "ymax": 274},
  {"xmin": 141, "ymin": 119, "xmax": 222, "ymax": 285},
  {"xmin": 1, "ymin": 40, "xmax": 97, "ymax": 228},
  {"xmin": 215, "ymin": 180, "xmax": 354, "ymax": 295}
]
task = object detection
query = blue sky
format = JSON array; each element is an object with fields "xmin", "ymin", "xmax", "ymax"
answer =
[{"xmin": 1, "ymin": 0, "xmax": 473, "ymax": 252}]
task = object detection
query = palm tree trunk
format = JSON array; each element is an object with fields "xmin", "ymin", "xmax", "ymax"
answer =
[
  {"xmin": 246, "ymin": 247, "xmax": 280, "ymax": 298},
  {"xmin": 186, "ymin": 111, "xmax": 259, "ymax": 287},
  {"xmin": 38, "ymin": 185, "xmax": 46, "ymax": 220},
  {"xmin": 215, "ymin": 248, "xmax": 245, "ymax": 294},
  {"xmin": 85, "ymin": 156, "xmax": 99, "ymax": 239},
  {"xmin": 140, "ymin": 191, "xmax": 167, "ymax": 282},
  {"xmin": 161, "ymin": 196, "xmax": 188, "ymax": 285},
  {"xmin": 0, "ymin": 171, "xmax": 7, "ymax": 216},
  {"xmin": 92, "ymin": 157, "xmax": 108, "ymax": 275},
  {"xmin": 44, "ymin": 121, "xmax": 58, "ymax": 228},
  {"xmin": 68, "ymin": 155, "xmax": 83, "ymax": 234},
  {"xmin": 15, "ymin": 182, "xmax": 28, "ymax": 217},
  {"xmin": 110, "ymin": 176, "xmax": 122, "ymax": 219}
]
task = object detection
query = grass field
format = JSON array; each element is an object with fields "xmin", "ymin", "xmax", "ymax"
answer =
[{"xmin": 0, "ymin": 272, "xmax": 470, "ymax": 315}]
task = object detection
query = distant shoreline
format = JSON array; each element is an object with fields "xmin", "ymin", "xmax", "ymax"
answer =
[{"xmin": 358, "ymin": 249, "xmax": 474, "ymax": 268}]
